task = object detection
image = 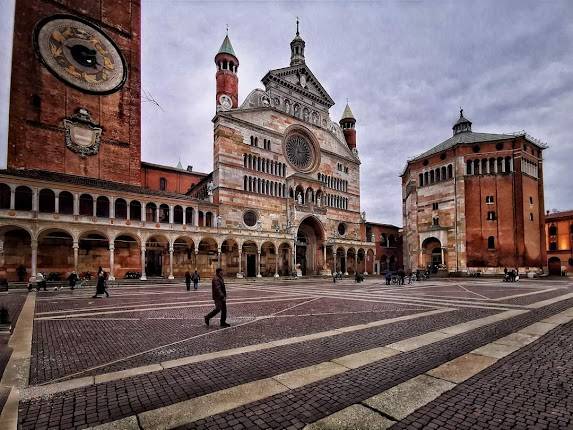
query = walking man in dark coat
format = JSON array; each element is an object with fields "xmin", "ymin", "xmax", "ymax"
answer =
[{"xmin": 204, "ymin": 268, "xmax": 229, "ymax": 327}]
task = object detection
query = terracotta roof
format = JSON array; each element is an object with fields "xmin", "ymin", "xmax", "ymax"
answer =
[
  {"xmin": 546, "ymin": 210, "xmax": 573, "ymax": 220},
  {"xmin": 0, "ymin": 169, "xmax": 206, "ymax": 201}
]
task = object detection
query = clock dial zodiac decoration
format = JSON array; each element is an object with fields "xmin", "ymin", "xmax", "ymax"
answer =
[{"xmin": 34, "ymin": 15, "xmax": 127, "ymax": 94}]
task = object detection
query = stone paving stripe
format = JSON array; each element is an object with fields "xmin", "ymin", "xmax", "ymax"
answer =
[
  {"xmin": 304, "ymin": 304, "xmax": 573, "ymax": 430},
  {"xmin": 518, "ymin": 321, "xmax": 558, "ymax": 336},
  {"xmin": 88, "ymin": 306, "xmax": 533, "ymax": 429},
  {"xmin": 493, "ymin": 332, "xmax": 539, "ymax": 347},
  {"xmin": 362, "ymin": 374, "xmax": 455, "ymax": 420},
  {"xmin": 385, "ymin": 331, "xmax": 451, "ymax": 352},
  {"xmin": 94, "ymin": 364, "xmax": 163, "ymax": 384},
  {"xmin": 137, "ymin": 378, "xmax": 289, "ymax": 430},
  {"xmin": 331, "ymin": 347, "xmax": 399, "ymax": 369},
  {"xmin": 493, "ymin": 287, "xmax": 561, "ymax": 301},
  {"xmin": 87, "ymin": 415, "xmax": 139, "ymax": 430},
  {"xmin": 36, "ymin": 297, "xmax": 313, "ymax": 320},
  {"xmin": 436, "ymin": 309, "xmax": 527, "ymax": 335},
  {"xmin": 0, "ymin": 293, "xmax": 36, "ymax": 430},
  {"xmin": 23, "ymin": 308, "xmax": 451, "ymax": 399},
  {"xmin": 526, "ymin": 291, "xmax": 573, "ymax": 308},
  {"xmin": 304, "ymin": 404, "xmax": 396, "ymax": 430},
  {"xmin": 273, "ymin": 362, "xmax": 348, "ymax": 389},
  {"xmin": 426, "ymin": 353, "xmax": 498, "ymax": 383}
]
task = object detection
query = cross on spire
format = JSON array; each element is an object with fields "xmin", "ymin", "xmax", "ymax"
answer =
[
  {"xmin": 226, "ymin": 24, "xmax": 229, "ymax": 35},
  {"xmin": 296, "ymin": 16, "xmax": 300, "ymax": 36},
  {"xmin": 460, "ymin": 107, "xmax": 463, "ymax": 117}
]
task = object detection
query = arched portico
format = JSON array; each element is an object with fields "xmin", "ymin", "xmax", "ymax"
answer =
[
  {"xmin": 421, "ymin": 237, "xmax": 444, "ymax": 269},
  {"xmin": 114, "ymin": 234, "xmax": 140, "ymax": 279},
  {"xmin": 172, "ymin": 236, "xmax": 195, "ymax": 277},
  {"xmin": 221, "ymin": 238, "xmax": 239, "ymax": 277},
  {"xmin": 242, "ymin": 241, "xmax": 258, "ymax": 277},
  {"xmin": 0, "ymin": 225, "xmax": 32, "ymax": 281},
  {"xmin": 295, "ymin": 216, "xmax": 325, "ymax": 276},
  {"xmin": 145, "ymin": 234, "xmax": 169, "ymax": 277}
]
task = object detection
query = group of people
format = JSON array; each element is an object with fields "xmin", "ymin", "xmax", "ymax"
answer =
[
  {"xmin": 503, "ymin": 267, "xmax": 520, "ymax": 282},
  {"xmin": 385, "ymin": 269, "xmax": 407, "ymax": 285}
]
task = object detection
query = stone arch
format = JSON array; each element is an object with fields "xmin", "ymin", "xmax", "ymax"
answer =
[
  {"xmin": 260, "ymin": 241, "xmax": 277, "ymax": 277},
  {"xmin": 296, "ymin": 215, "xmax": 325, "ymax": 275},
  {"xmin": 130, "ymin": 200, "xmax": 142, "ymax": 221},
  {"xmin": 77, "ymin": 229, "xmax": 110, "ymax": 276},
  {"xmin": 145, "ymin": 234, "xmax": 169, "ymax": 277},
  {"xmin": 159, "ymin": 204, "xmax": 169, "ymax": 223},
  {"xmin": 173, "ymin": 205, "xmax": 184, "ymax": 224},
  {"xmin": 0, "ymin": 183, "xmax": 10, "ymax": 209},
  {"xmin": 0, "ymin": 225, "xmax": 32, "ymax": 281},
  {"xmin": 357, "ymin": 248, "xmax": 366, "ymax": 274},
  {"xmin": 14, "ymin": 185, "xmax": 33, "ymax": 211},
  {"xmin": 96, "ymin": 196, "xmax": 110, "ymax": 218},
  {"xmin": 39, "ymin": 188, "xmax": 55, "ymax": 213},
  {"xmin": 346, "ymin": 247, "xmax": 357, "ymax": 274},
  {"xmin": 221, "ymin": 238, "xmax": 239, "ymax": 277},
  {"xmin": 366, "ymin": 249, "xmax": 375, "ymax": 274},
  {"xmin": 79, "ymin": 193, "xmax": 93, "ymax": 216},
  {"xmin": 242, "ymin": 240, "xmax": 259, "ymax": 277},
  {"xmin": 114, "ymin": 233, "xmax": 141, "ymax": 279},
  {"xmin": 145, "ymin": 202, "xmax": 157, "ymax": 223},
  {"xmin": 278, "ymin": 242, "xmax": 292, "ymax": 276},
  {"xmin": 421, "ymin": 237, "xmax": 443, "ymax": 269},
  {"xmin": 37, "ymin": 228, "xmax": 75, "ymax": 279},
  {"xmin": 114, "ymin": 198, "xmax": 128, "ymax": 219},
  {"xmin": 172, "ymin": 236, "xmax": 195, "ymax": 277},
  {"xmin": 59, "ymin": 191, "xmax": 74, "ymax": 215},
  {"xmin": 548, "ymin": 256, "xmax": 561, "ymax": 276},
  {"xmin": 197, "ymin": 236, "xmax": 218, "ymax": 278},
  {"xmin": 185, "ymin": 207, "xmax": 194, "ymax": 225}
]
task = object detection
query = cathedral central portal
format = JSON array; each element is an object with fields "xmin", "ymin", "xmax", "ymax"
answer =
[{"xmin": 296, "ymin": 216, "xmax": 324, "ymax": 276}]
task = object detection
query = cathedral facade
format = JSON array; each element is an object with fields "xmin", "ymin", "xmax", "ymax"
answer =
[{"xmin": 0, "ymin": 1, "xmax": 375, "ymax": 282}]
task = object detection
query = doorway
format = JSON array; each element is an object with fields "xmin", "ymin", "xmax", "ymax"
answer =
[
  {"xmin": 247, "ymin": 254, "xmax": 256, "ymax": 277},
  {"xmin": 146, "ymin": 250, "xmax": 163, "ymax": 277}
]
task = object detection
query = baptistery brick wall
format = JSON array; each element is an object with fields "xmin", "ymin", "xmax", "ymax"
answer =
[{"xmin": 7, "ymin": 0, "xmax": 142, "ymax": 186}]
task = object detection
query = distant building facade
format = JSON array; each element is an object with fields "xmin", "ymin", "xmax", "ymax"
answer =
[
  {"xmin": 364, "ymin": 222, "xmax": 402, "ymax": 274},
  {"xmin": 401, "ymin": 111, "xmax": 547, "ymax": 274},
  {"xmin": 545, "ymin": 210, "xmax": 573, "ymax": 275}
]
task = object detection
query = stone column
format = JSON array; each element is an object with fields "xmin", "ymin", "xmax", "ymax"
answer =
[
  {"xmin": 54, "ymin": 191, "xmax": 60, "ymax": 214},
  {"xmin": 194, "ymin": 208, "xmax": 199, "ymax": 226},
  {"xmin": 155, "ymin": 203, "xmax": 160, "ymax": 223},
  {"xmin": 109, "ymin": 197, "xmax": 115, "ymax": 219},
  {"xmin": 140, "ymin": 246, "xmax": 147, "ymax": 280},
  {"xmin": 168, "ymin": 245, "xmax": 174, "ymax": 279},
  {"xmin": 217, "ymin": 247, "xmax": 222, "ymax": 269},
  {"xmin": 441, "ymin": 247, "xmax": 445, "ymax": 266},
  {"xmin": 344, "ymin": 248, "xmax": 349, "ymax": 276},
  {"xmin": 237, "ymin": 250, "xmax": 243, "ymax": 278},
  {"xmin": 9, "ymin": 187, "xmax": 15, "ymax": 210},
  {"xmin": 293, "ymin": 242, "xmax": 297, "ymax": 275},
  {"xmin": 32, "ymin": 189, "xmax": 39, "ymax": 212},
  {"xmin": 109, "ymin": 243, "xmax": 115, "ymax": 280},
  {"xmin": 73, "ymin": 193, "xmax": 79, "ymax": 215},
  {"xmin": 182, "ymin": 207, "xmax": 186, "ymax": 225},
  {"xmin": 274, "ymin": 246, "xmax": 279, "ymax": 278},
  {"xmin": 141, "ymin": 204, "xmax": 146, "ymax": 222},
  {"xmin": 256, "ymin": 251, "xmax": 262, "ymax": 278},
  {"xmin": 31, "ymin": 239, "xmax": 38, "ymax": 280},
  {"xmin": 194, "ymin": 249, "xmax": 199, "ymax": 271},
  {"xmin": 73, "ymin": 241, "xmax": 79, "ymax": 273},
  {"xmin": 323, "ymin": 245, "xmax": 327, "ymax": 271},
  {"xmin": 92, "ymin": 197, "xmax": 97, "ymax": 217},
  {"xmin": 0, "ymin": 240, "xmax": 4, "ymax": 271},
  {"xmin": 169, "ymin": 205, "xmax": 174, "ymax": 224},
  {"xmin": 126, "ymin": 202, "xmax": 131, "ymax": 221}
]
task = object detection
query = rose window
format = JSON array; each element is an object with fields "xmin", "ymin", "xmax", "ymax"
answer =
[{"xmin": 285, "ymin": 134, "xmax": 314, "ymax": 171}]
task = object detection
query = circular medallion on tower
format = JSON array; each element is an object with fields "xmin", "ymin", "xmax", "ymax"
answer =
[
  {"xmin": 34, "ymin": 15, "xmax": 127, "ymax": 94},
  {"xmin": 243, "ymin": 210, "xmax": 258, "ymax": 227},
  {"xmin": 283, "ymin": 127, "xmax": 319, "ymax": 173}
]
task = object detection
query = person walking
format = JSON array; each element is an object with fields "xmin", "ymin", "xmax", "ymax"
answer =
[
  {"xmin": 93, "ymin": 266, "xmax": 105, "ymax": 298},
  {"xmin": 36, "ymin": 272, "xmax": 47, "ymax": 291},
  {"xmin": 192, "ymin": 270, "xmax": 200, "ymax": 290},
  {"xmin": 185, "ymin": 271, "xmax": 192, "ymax": 291},
  {"xmin": 204, "ymin": 268, "xmax": 229, "ymax": 328},
  {"xmin": 68, "ymin": 271, "xmax": 78, "ymax": 290},
  {"xmin": 398, "ymin": 268, "xmax": 406, "ymax": 285},
  {"xmin": 385, "ymin": 271, "xmax": 392, "ymax": 285}
]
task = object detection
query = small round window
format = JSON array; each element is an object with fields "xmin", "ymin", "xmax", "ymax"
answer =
[
  {"xmin": 338, "ymin": 223, "xmax": 346, "ymax": 236},
  {"xmin": 243, "ymin": 210, "xmax": 257, "ymax": 227}
]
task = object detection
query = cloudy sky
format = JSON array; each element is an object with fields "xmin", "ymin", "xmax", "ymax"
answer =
[{"xmin": 1, "ymin": 0, "xmax": 572, "ymax": 226}]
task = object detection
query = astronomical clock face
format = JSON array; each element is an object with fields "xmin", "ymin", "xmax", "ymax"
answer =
[
  {"xmin": 284, "ymin": 133, "xmax": 316, "ymax": 172},
  {"xmin": 34, "ymin": 15, "xmax": 127, "ymax": 94}
]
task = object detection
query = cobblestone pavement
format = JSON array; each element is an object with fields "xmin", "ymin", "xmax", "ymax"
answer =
[{"xmin": 4, "ymin": 277, "xmax": 572, "ymax": 429}]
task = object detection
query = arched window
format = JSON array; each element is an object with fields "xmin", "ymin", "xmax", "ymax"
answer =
[
  {"xmin": 430, "ymin": 170, "xmax": 435, "ymax": 184},
  {"xmin": 487, "ymin": 236, "xmax": 495, "ymax": 250},
  {"xmin": 159, "ymin": 177, "xmax": 167, "ymax": 191},
  {"xmin": 173, "ymin": 205, "xmax": 183, "ymax": 224},
  {"xmin": 419, "ymin": 173, "xmax": 424, "ymax": 186},
  {"xmin": 79, "ymin": 194, "xmax": 93, "ymax": 216},
  {"xmin": 441, "ymin": 166, "xmax": 447, "ymax": 179},
  {"xmin": 505, "ymin": 156, "xmax": 512, "ymax": 173},
  {"xmin": 59, "ymin": 191, "xmax": 74, "ymax": 215},
  {"xmin": 205, "ymin": 212, "xmax": 213, "ymax": 227},
  {"xmin": 14, "ymin": 186, "xmax": 32, "ymax": 211},
  {"xmin": 243, "ymin": 175, "xmax": 248, "ymax": 190},
  {"xmin": 473, "ymin": 159, "xmax": 480, "ymax": 175},
  {"xmin": 448, "ymin": 164, "xmax": 453, "ymax": 179},
  {"xmin": 436, "ymin": 169, "xmax": 441, "ymax": 181},
  {"xmin": 243, "ymin": 154, "xmax": 247, "ymax": 168},
  {"xmin": 424, "ymin": 172, "xmax": 429, "ymax": 184},
  {"xmin": 130, "ymin": 200, "xmax": 142, "ymax": 221},
  {"xmin": 548, "ymin": 225, "xmax": 557, "ymax": 236},
  {"xmin": 497, "ymin": 157, "xmax": 504, "ymax": 173},
  {"xmin": 145, "ymin": 202, "xmax": 157, "ymax": 222},
  {"xmin": 185, "ymin": 207, "xmax": 194, "ymax": 225},
  {"xmin": 96, "ymin": 196, "xmax": 110, "ymax": 218},
  {"xmin": 114, "ymin": 198, "xmax": 128, "ymax": 219},
  {"xmin": 159, "ymin": 204, "xmax": 169, "ymax": 223},
  {"xmin": 0, "ymin": 184, "xmax": 10, "ymax": 209},
  {"xmin": 39, "ymin": 189, "xmax": 55, "ymax": 213},
  {"xmin": 489, "ymin": 158, "xmax": 495, "ymax": 173}
]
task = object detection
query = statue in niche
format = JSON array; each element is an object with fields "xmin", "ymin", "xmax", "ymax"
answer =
[{"xmin": 297, "ymin": 193, "xmax": 303, "ymax": 205}]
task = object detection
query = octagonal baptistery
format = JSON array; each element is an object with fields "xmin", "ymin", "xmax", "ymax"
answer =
[
  {"xmin": 401, "ymin": 110, "xmax": 547, "ymax": 275},
  {"xmin": 208, "ymin": 25, "xmax": 374, "ymax": 276}
]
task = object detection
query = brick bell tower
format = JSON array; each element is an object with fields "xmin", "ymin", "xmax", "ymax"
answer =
[
  {"xmin": 340, "ymin": 102, "xmax": 357, "ymax": 151},
  {"xmin": 214, "ymin": 32, "xmax": 239, "ymax": 111},
  {"xmin": 7, "ymin": 0, "xmax": 142, "ymax": 185}
]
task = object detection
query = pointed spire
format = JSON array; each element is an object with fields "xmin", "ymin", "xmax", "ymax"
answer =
[
  {"xmin": 217, "ymin": 34, "xmax": 236, "ymax": 57},
  {"xmin": 290, "ymin": 17, "xmax": 306, "ymax": 66},
  {"xmin": 296, "ymin": 16, "xmax": 300, "ymax": 36},
  {"xmin": 176, "ymin": 160, "xmax": 183, "ymax": 170},
  {"xmin": 341, "ymin": 102, "xmax": 355, "ymax": 121}
]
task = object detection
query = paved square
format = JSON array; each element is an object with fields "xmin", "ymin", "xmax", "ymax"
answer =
[{"xmin": 1, "ymin": 276, "xmax": 573, "ymax": 429}]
